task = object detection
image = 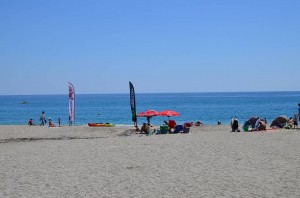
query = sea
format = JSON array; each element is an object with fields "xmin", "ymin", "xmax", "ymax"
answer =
[{"xmin": 0, "ymin": 92, "xmax": 299, "ymax": 126}]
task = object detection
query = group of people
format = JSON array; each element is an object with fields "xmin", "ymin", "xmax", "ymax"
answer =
[
  {"xmin": 28, "ymin": 111, "xmax": 65, "ymax": 127},
  {"xmin": 231, "ymin": 117, "xmax": 267, "ymax": 132},
  {"xmin": 136, "ymin": 119, "xmax": 203, "ymax": 134},
  {"xmin": 137, "ymin": 123, "xmax": 156, "ymax": 134},
  {"xmin": 284, "ymin": 114, "xmax": 298, "ymax": 129},
  {"xmin": 231, "ymin": 113, "xmax": 299, "ymax": 132}
]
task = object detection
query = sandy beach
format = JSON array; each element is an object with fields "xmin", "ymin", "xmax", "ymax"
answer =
[{"xmin": 0, "ymin": 125, "xmax": 299, "ymax": 197}]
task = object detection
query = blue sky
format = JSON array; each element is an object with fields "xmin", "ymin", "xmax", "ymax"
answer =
[{"xmin": 0, "ymin": 0, "xmax": 299, "ymax": 95}]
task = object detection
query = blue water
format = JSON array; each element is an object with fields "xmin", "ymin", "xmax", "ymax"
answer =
[{"xmin": 0, "ymin": 92, "xmax": 299, "ymax": 126}]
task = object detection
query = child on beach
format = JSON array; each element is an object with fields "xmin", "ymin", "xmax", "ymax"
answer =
[
  {"xmin": 48, "ymin": 118, "xmax": 56, "ymax": 127},
  {"xmin": 28, "ymin": 118, "xmax": 35, "ymax": 125},
  {"xmin": 293, "ymin": 114, "xmax": 298, "ymax": 129}
]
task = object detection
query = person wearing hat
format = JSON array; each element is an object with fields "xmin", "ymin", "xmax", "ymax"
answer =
[{"xmin": 48, "ymin": 117, "xmax": 56, "ymax": 127}]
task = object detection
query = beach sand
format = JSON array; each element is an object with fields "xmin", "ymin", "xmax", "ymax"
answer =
[{"xmin": 0, "ymin": 125, "xmax": 299, "ymax": 197}]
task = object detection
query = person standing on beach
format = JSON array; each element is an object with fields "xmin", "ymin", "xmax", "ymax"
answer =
[
  {"xmin": 40, "ymin": 111, "xmax": 45, "ymax": 126},
  {"xmin": 298, "ymin": 103, "xmax": 300, "ymax": 122},
  {"xmin": 293, "ymin": 114, "xmax": 298, "ymax": 129}
]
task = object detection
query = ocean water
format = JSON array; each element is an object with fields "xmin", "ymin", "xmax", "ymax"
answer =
[{"xmin": 0, "ymin": 92, "xmax": 299, "ymax": 126}]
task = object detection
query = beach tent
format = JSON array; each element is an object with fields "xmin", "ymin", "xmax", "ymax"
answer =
[
  {"xmin": 243, "ymin": 116, "xmax": 259, "ymax": 128},
  {"xmin": 243, "ymin": 116, "xmax": 267, "ymax": 131},
  {"xmin": 270, "ymin": 116, "xmax": 288, "ymax": 128}
]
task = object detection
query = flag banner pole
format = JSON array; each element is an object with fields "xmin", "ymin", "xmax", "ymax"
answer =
[
  {"xmin": 68, "ymin": 82, "xmax": 76, "ymax": 126},
  {"xmin": 129, "ymin": 81, "xmax": 137, "ymax": 127}
]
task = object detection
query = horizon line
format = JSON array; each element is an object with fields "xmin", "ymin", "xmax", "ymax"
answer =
[{"xmin": 1, "ymin": 90, "xmax": 300, "ymax": 96}]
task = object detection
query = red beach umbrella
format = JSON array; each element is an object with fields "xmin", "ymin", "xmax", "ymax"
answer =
[
  {"xmin": 137, "ymin": 110, "xmax": 159, "ymax": 125},
  {"xmin": 138, "ymin": 110, "xmax": 159, "ymax": 117},
  {"xmin": 158, "ymin": 110, "xmax": 180, "ymax": 117},
  {"xmin": 159, "ymin": 110, "xmax": 180, "ymax": 127}
]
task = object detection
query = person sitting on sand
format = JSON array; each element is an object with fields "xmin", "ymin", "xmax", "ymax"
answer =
[
  {"xmin": 257, "ymin": 120, "xmax": 266, "ymax": 131},
  {"xmin": 286, "ymin": 117, "xmax": 293, "ymax": 129},
  {"xmin": 183, "ymin": 122, "xmax": 192, "ymax": 128},
  {"xmin": 195, "ymin": 120, "xmax": 203, "ymax": 126},
  {"xmin": 149, "ymin": 125, "xmax": 157, "ymax": 134},
  {"xmin": 141, "ymin": 123, "xmax": 149, "ymax": 134},
  {"xmin": 48, "ymin": 118, "xmax": 56, "ymax": 127},
  {"xmin": 28, "ymin": 118, "xmax": 35, "ymax": 126},
  {"xmin": 231, "ymin": 118, "xmax": 240, "ymax": 132}
]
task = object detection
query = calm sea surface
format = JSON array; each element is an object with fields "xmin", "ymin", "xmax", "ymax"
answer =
[{"xmin": 0, "ymin": 92, "xmax": 299, "ymax": 126}]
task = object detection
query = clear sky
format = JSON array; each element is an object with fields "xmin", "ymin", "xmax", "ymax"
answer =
[{"xmin": 0, "ymin": 0, "xmax": 299, "ymax": 95}]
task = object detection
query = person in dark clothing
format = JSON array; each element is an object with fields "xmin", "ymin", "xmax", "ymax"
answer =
[{"xmin": 231, "ymin": 118, "xmax": 240, "ymax": 132}]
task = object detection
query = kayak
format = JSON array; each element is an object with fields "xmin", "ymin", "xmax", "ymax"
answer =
[{"xmin": 88, "ymin": 123, "xmax": 115, "ymax": 127}]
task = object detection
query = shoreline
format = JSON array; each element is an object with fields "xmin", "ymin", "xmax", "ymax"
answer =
[{"xmin": 0, "ymin": 125, "xmax": 297, "ymax": 142}]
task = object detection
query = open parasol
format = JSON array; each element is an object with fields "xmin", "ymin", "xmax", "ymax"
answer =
[
  {"xmin": 138, "ymin": 110, "xmax": 159, "ymax": 124},
  {"xmin": 158, "ymin": 110, "xmax": 180, "ymax": 117}
]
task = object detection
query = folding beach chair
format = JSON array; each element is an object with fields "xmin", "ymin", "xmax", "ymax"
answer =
[
  {"xmin": 183, "ymin": 126, "xmax": 190, "ymax": 133},
  {"xmin": 158, "ymin": 125, "xmax": 169, "ymax": 134},
  {"xmin": 173, "ymin": 125, "xmax": 183, "ymax": 133}
]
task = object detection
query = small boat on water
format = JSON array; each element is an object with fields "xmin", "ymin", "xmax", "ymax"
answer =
[
  {"xmin": 20, "ymin": 101, "xmax": 28, "ymax": 104},
  {"xmin": 88, "ymin": 123, "xmax": 115, "ymax": 127}
]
